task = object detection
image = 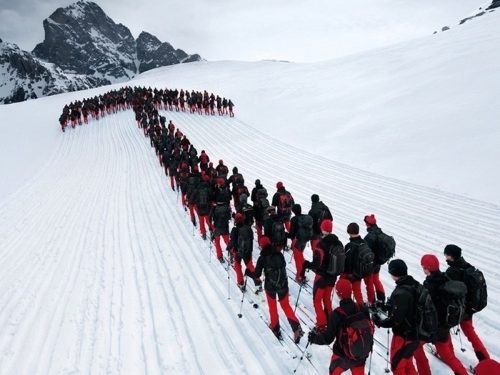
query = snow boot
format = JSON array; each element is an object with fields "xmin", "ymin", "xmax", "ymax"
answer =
[{"xmin": 293, "ymin": 327, "xmax": 304, "ymax": 344}]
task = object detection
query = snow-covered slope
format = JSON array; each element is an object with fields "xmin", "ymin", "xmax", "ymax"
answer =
[{"xmin": 0, "ymin": 5, "xmax": 499, "ymax": 375}]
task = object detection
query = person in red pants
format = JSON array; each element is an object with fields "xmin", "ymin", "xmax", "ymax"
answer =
[
  {"xmin": 302, "ymin": 219, "xmax": 342, "ymax": 331},
  {"xmin": 444, "ymin": 244, "xmax": 490, "ymax": 362},
  {"xmin": 192, "ymin": 174, "xmax": 213, "ymax": 240},
  {"xmin": 227, "ymin": 213, "xmax": 262, "ymax": 290},
  {"xmin": 413, "ymin": 254, "xmax": 468, "ymax": 375},
  {"xmin": 271, "ymin": 181, "xmax": 294, "ymax": 232},
  {"xmin": 373, "ymin": 260, "xmax": 419, "ymax": 375},
  {"xmin": 308, "ymin": 279, "xmax": 372, "ymax": 375},
  {"xmin": 362, "ymin": 214, "xmax": 388, "ymax": 302},
  {"xmin": 343, "ymin": 223, "xmax": 375, "ymax": 305},
  {"xmin": 210, "ymin": 202, "xmax": 231, "ymax": 263},
  {"xmin": 308, "ymin": 194, "xmax": 333, "ymax": 251},
  {"xmin": 287, "ymin": 204, "xmax": 313, "ymax": 283},
  {"xmin": 246, "ymin": 236, "xmax": 303, "ymax": 343}
]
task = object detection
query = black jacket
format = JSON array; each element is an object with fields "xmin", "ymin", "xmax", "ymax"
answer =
[
  {"xmin": 445, "ymin": 256, "xmax": 474, "ymax": 317},
  {"xmin": 378, "ymin": 275, "xmax": 419, "ymax": 339},
  {"xmin": 343, "ymin": 236, "xmax": 365, "ymax": 276},
  {"xmin": 249, "ymin": 244, "xmax": 288, "ymax": 294},
  {"xmin": 423, "ymin": 271, "xmax": 452, "ymax": 342},
  {"xmin": 305, "ymin": 234, "xmax": 342, "ymax": 280},
  {"xmin": 308, "ymin": 201, "xmax": 333, "ymax": 236},
  {"xmin": 364, "ymin": 225, "xmax": 383, "ymax": 265}
]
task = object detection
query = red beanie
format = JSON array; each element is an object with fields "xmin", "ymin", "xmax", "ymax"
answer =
[
  {"xmin": 234, "ymin": 213, "xmax": 244, "ymax": 224},
  {"xmin": 420, "ymin": 254, "xmax": 440, "ymax": 272},
  {"xmin": 276, "ymin": 181, "xmax": 284, "ymax": 189},
  {"xmin": 258, "ymin": 236, "xmax": 271, "ymax": 249},
  {"xmin": 475, "ymin": 359, "xmax": 500, "ymax": 375},
  {"xmin": 320, "ymin": 219, "xmax": 333, "ymax": 233},
  {"xmin": 364, "ymin": 214, "xmax": 377, "ymax": 226},
  {"xmin": 336, "ymin": 279, "xmax": 352, "ymax": 299}
]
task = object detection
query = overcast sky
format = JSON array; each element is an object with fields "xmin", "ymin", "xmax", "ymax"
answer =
[{"xmin": 0, "ymin": 0, "xmax": 484, "ymax": 62}]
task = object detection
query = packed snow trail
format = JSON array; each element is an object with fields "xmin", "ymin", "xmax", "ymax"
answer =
[{"xmin": 0, "ymin": 108, "xmax": 499, "ymax": 374}]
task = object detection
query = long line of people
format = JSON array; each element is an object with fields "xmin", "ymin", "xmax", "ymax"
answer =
[
  {"xmin": 58, "ymin": 86, "xmax": 235, "ymax": 132},
  {"xmin": 60, "ymin": 87, "xmax": 496, "ymax": 375}
]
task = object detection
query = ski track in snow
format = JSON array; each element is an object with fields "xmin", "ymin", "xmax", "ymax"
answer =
[{"xmin": 0, "ymin": 109, "xmax": 498, "ymax": 374}]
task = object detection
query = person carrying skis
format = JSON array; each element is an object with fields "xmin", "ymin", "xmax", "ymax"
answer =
[
  {"xmin": 372, "ymin": 259, "xmax": 420, "ymax": 375},
  {"xmin": 342, "ymin": 223, "xmax": 375, "ymax": 305},
  {"xmin": 245, "ymin": 236, "xmax": 303, "ymax": 343},
  {"xmin": 308, "ymin": 194, "xmax": 333, "ymax": 251},
  {"xmin": 363, "ymin": 214, "xmax": 394, "ymax": 303},
  {"xmin": 302, "ymin": 219, "xmax": 344, "ymax": 332},
  {"xmin": 251, "ymin": 179, "xmax": 269, "ymax": 241},
  {"xmin": 412, "ymin": 254, "xmax": 468, "ymax": 375},
  {"xmin": 271, "ymin": 181, "xmax": 294, "ymax": 232},
  {"xmin": 263, "ymin": 206, "xmax": 287, "ymax": 251},
  {"xmin": 308, "ymin": 279, "xmax": 373, "ymax": 375},
  {"xmin": 227, "ymin": 213, "xmax": 262, "ymax": 291},
  {"xmin": 444, "ymin": 244, "xmax": 490, "ymax": 362},
  {"xmin": 210, "ymin": 201, "xmax": 232, "ymax": 263},
  {"xmin": 287, "ymin": 204, "xmax": 313, "ymax": 283}
]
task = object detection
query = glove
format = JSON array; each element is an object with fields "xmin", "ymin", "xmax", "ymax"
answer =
[
  {"xmin": 375, "ymin": 301, "xmax": 389, "ymax": 313},
  {"xmin": 244, "ymin": 269, "xmax": 251, "ymax": 277},
  {"xmin": 372, "ymin": 314, "xmax": 383, "ymax": 327},
  {"xmin": 303, "ymin": 261, "xmax": 311, "ymax": 270},
  {"xmin": 308, "ymin": 330, "xmax": 317, "ymax": 344}
]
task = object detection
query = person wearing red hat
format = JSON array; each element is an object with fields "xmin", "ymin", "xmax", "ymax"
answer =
[
  {"xmin": 271, "ymin": 181, "xmax": 294, "ymax": 233},
  {"xmin": 227, "ymin": 213, "xmax": 262, "ymax": 290},
  {"xmin": 245, "ymin": 236, "xmax": 303, "ymax": 343},
  {"xmin": 412, "ymin": 254, "xmax": 468, "ymax": 375},
  {"xmin": 308, "ymin": 279, "xmax": 372, "ymax": 375},
  {"xmin": 363, "ymin": 214, "xmax": 388, "ymax": 303},
  {"xmin": 302, "ymin": 219, "xmax": 344, "ymax": 331}
]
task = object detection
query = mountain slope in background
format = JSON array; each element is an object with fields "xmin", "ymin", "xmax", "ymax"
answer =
[{"xmin": 0, "ymin": 0, "xmax": 201, "ymax": 104}]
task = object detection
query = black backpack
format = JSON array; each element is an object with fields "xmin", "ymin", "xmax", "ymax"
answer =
[
  {"xmin": 265, "ymin": 252, "xmax": 287, "ymax": 290},
  {"xmin": 375, "ymin": 231, "xmax": 396, "ymax": 264},
  {"xmin": 337, "ymin": 307, "xmax": 374, "ymax": 360},
  {"xmin": 463, "ymin": 266, "xmax": 487, "ymax": 313},
  {"xmin": 296, "ymin": 215, "xmax": 313, "ymax": 243},
  {"xmin": 278, "ymin": 192, "xmax": 293, "ymax": 215},
  {"xmin": 352, "ymin": 242, "xmax": 375, "ymax": 278},
  {"xmin": 234, "ymin": 173, "xmax": 244, "ymax": 185},
  {"xmin": 237, "ymin": 225, "xmax": 253, "ymax": 258},
  {"xmin": 214, "ymin": 205, "xmax": 230, "ymax": 227},
  {"xmin": 404, "ymin": 283, "xmax": 438, "ymax": 343},
  {"xmin": 440, "ymin": 278, "xmax": 467, "ymax": 328},
  {"xmin": 197, "ymin": 188, "xmax": 209, "ymax": 209},
  {"xmin": 241, "ymin": 205, "xmax": 255, "ymax": 226},
  {"xmin": 271, "ymin": 220, "xmax": 286, "ymax": 246},
  {"xmin": 324, "ymin": 240, "xmax": 345, "ymax": 276}
]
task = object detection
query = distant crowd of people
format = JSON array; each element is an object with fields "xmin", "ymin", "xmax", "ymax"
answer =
[
  {"xmin": 58, "ymin": 86, "xmax": 234, "ymax": 132},
  {"xmin": 58, "ymin": 87, "xmax": 498, "ymax": 375}
]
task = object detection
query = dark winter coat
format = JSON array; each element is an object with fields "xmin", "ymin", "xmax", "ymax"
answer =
[
  {"xmin": 210, "ymin": 204, "xmax": 231, "ymax": 235},
  {"xmin": 271, "ymin": 187, "xmax": 294, "ymax": 219},
  {"xmin": 311, "ymin": 298, "xmax": 369, "ymax": 365},
  {"xmin": 445, "ymin": 256, "xmax": 475, "ymax": 318},
  {"xmin": 364, "ymin": 225, "xmax": 384, "ymax": 269},
  {"xmin": 263, "ymin": 214, "xmax": 287, "ymax": 247},
  {"xmin": 308, "ymin": 201, "xmax": 333, "ymax": 237},
  {"xmin": 343, "ymin": 236, "xmax": 365, "ymax": 278},
  {"xmin": 377, "ymin": 275, "xmax": 419, "ymax": 339},
  {"xmin": 193, "ymin": 181, "xmax": 212, "ymax": 216},
  {"xmin": 304, "ymin": 234, "xmax": 342, "ymax": 281},
  {"xmin": 423, "ymin": 271, "xmax": 453, "ymax": 342},
  {"xmin": 250, "ymin": 244, "xmax": 289, "ymax": 294}
]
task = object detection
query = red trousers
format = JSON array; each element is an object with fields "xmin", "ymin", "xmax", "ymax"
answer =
[
  {"xmin": 390, "ymin": 335, "xmax": 418, "ymax": 375},
  {"xmin": 330, "ymin": 365, "xmax": 364, "ymax": 375},
  {"xmin": 233, "ymin": 255, "xmax": 259, "ymax": 285},
  {"xmin": 310, "ymin": 238, "xmax": 320, "ymax": 251},
  {"xmin": 415, "ymin": 337, "xmax": 468, "ymax": 375},
  {"xmin": 352, "ymin": 274, "xmax": 375, "ymax": 304},
  {"xmin": 461, "ymin": 317, "xmax": 490, "ymax": 360},
  {"xmin": 197, "ymin": 214, "xmax": 211, "ymax": 236},
  {"xmin": 169, "ymin": 175, "xmax": 176, "ymax": 190},
  {"xmin": 214, "ymin": 234, "xmax": 229, "ymax": 259},
  {"xmin": 266, "ymin": 291, "xmax": 300, "ymax": 332},
  {"xmin": 313, "ymin": 276, "xmax": 334, "ymax": 328},
  {"xmin": 188, "ymin": 204, "xmax": 196, "ymax": 223},
  {"xmin": 291, "ymin": 239, "xmax": 305, "ymax": 278},
  {"xmin": 255, "ymin": 222, "xmax": 263, "ymax": 241},
  {"xmin": 372, "ymin": 270, "xmax": 385, "ymax": 301}
]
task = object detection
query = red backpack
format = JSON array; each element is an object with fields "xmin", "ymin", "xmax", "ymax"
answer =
[{"xmin": 337, "ymin": 306, "xmax": 374, "ymax": 360}]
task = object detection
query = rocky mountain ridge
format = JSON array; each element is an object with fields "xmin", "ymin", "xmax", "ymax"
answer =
[{"xmin": 0, "ymin": 0, "xmax": 201, "ymax": 104}]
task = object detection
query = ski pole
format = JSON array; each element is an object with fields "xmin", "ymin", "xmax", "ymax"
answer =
[
  {"xmin": 227, "ymin": 255, "xmax": 231, "ymax": 300},
  {"xmin": 368, "ymin": 349, "xmax": 374, "ymax": 375},
  {"xmin": 385, "ymin": 329, "xmax": 390, "ymax": 373},
  {"xmin": 209, "ymin": 240, "xmax": 212, "ymax": 263},
  {"xmin": 456, "ymin": 327, "xmax": 466, "ymax": 352},
  {"xmin": 237, "ymin": 276, "xmax": 248, "ymax": 318},
  {"xmin": 294, "ymin": 283, "xmax": 303, "ymax": 313},
  {"xmin": 292, "ymin": 341, "xmax": 311, "ymax": 374}
]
